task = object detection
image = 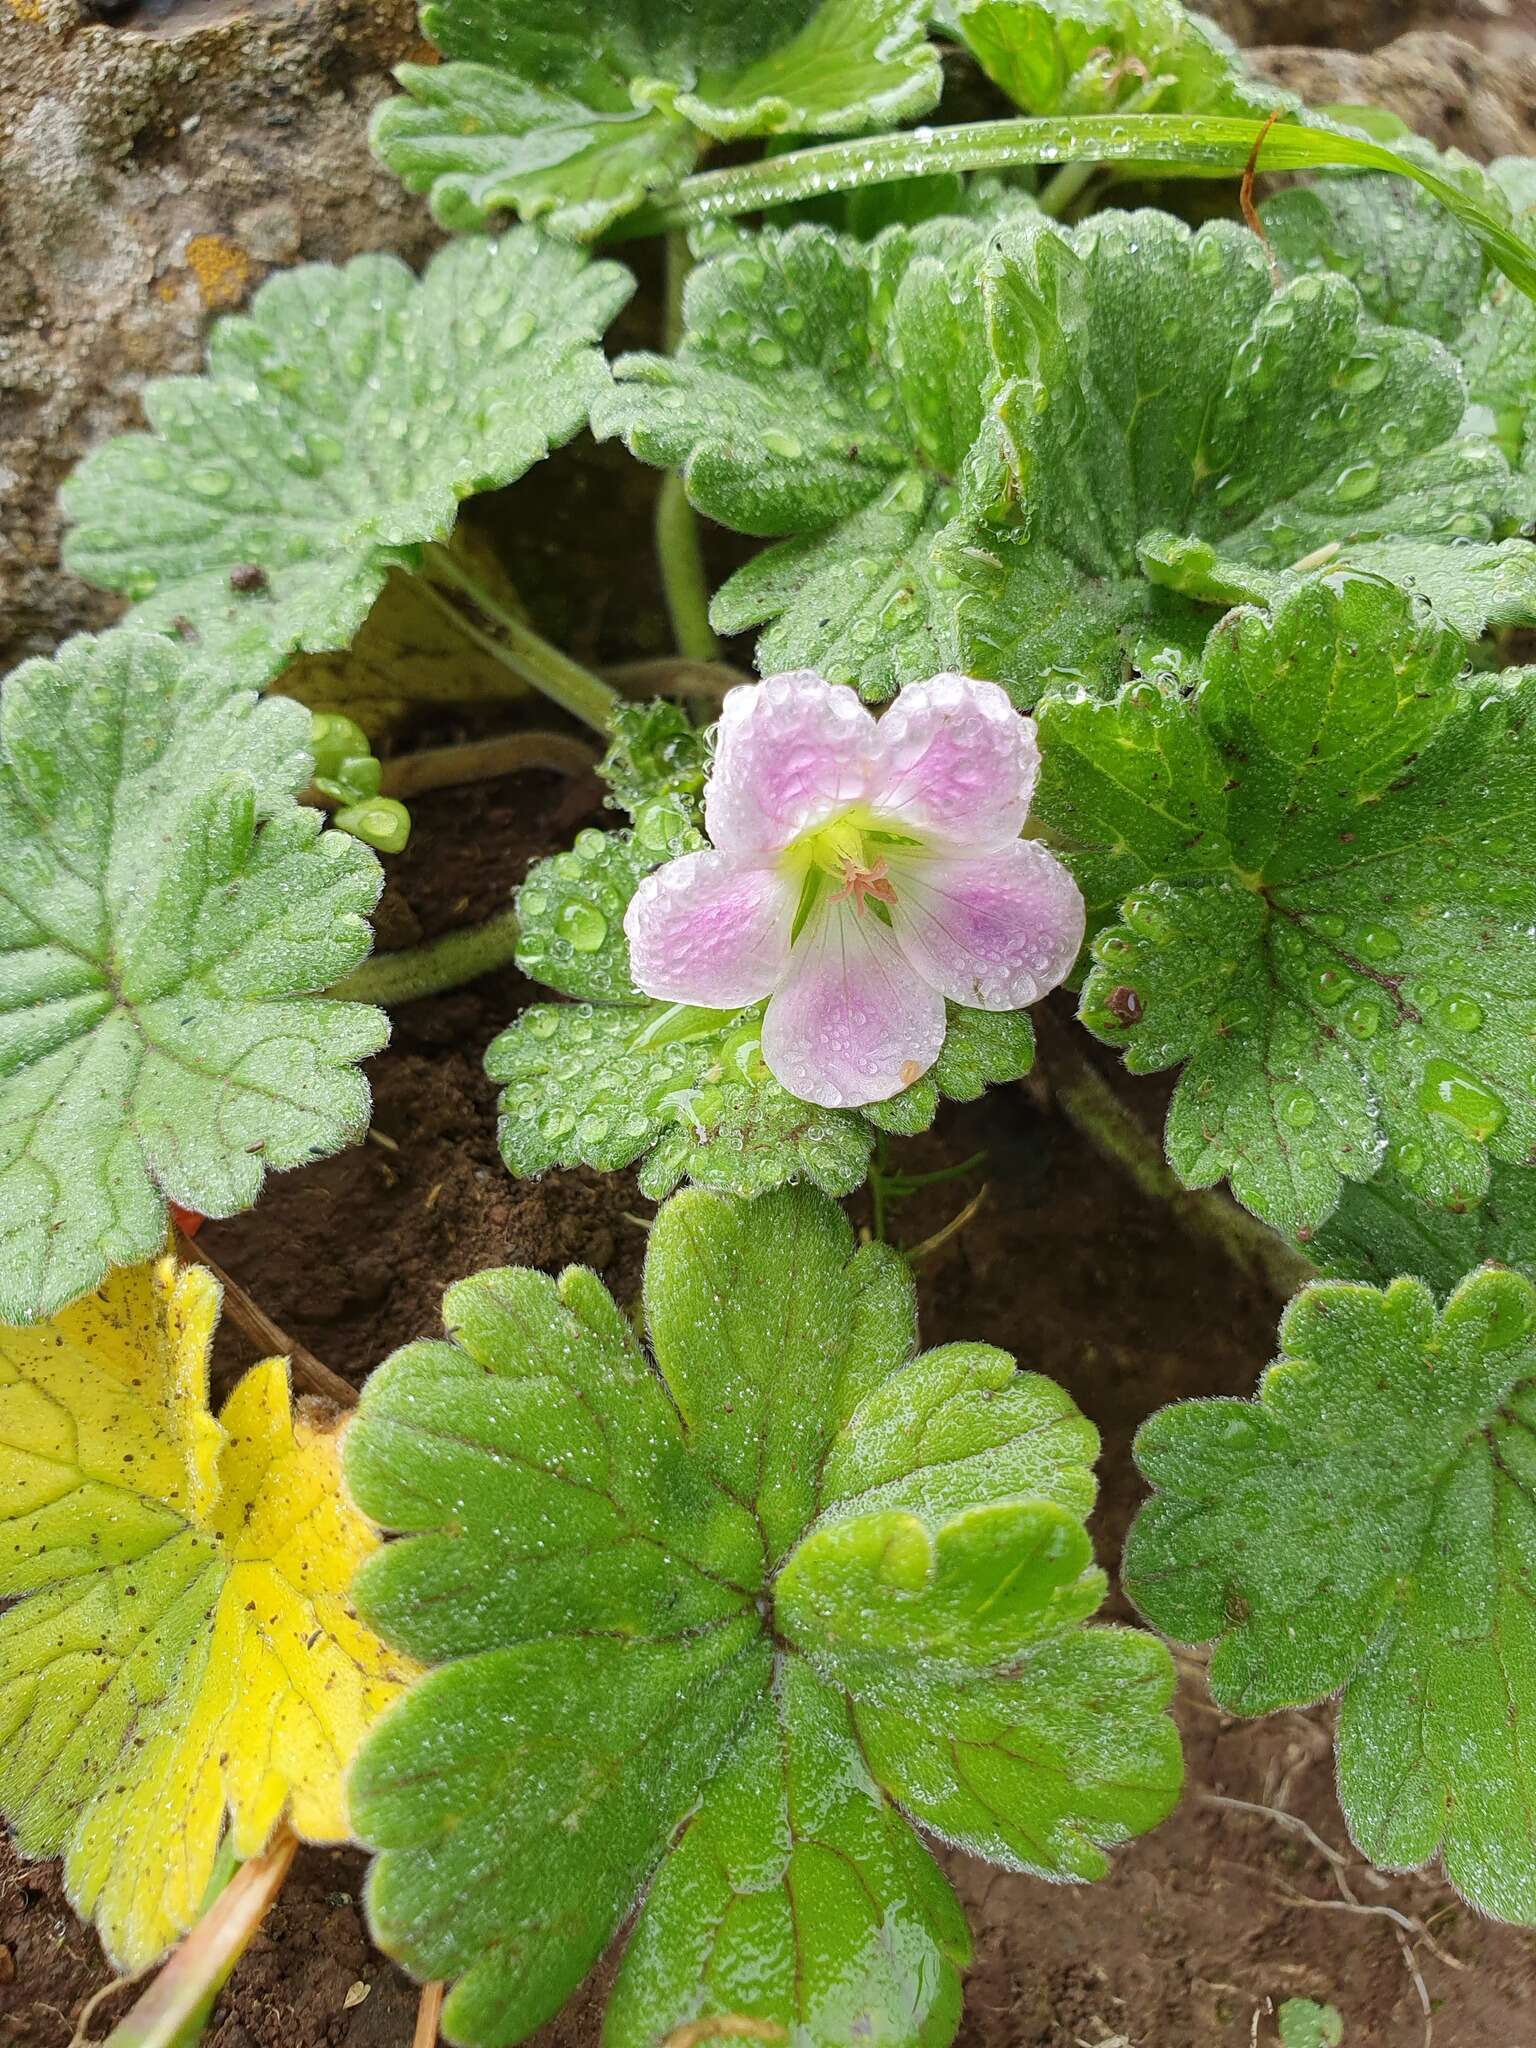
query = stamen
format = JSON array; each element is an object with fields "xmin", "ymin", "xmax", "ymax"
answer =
[{"xmin": 830, "ymin": 854, "xmax": 900, "ymax": 915}]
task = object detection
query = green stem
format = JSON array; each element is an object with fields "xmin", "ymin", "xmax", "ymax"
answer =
[
  {"xmin": 656, "ymin": 234, "xmax": 722, "ymax": 664},
  {"xmin": 623, "ymin": 113, "xmax": 1536, "ymax": 303},
  {"xmin": 1033, "ymin": 158, "xmax": 1100, "ymax": 219},
  {"xmin": 416, "ymin": 545, "xmax": 621, "ymax": 736},
  {"xmin": 1037, "ymin": 1010, "xmax": 1315, "ymax": 1299},
  {"xmin": 330, "ymin": 904, "xmax": 523, "ymax": 1006}
]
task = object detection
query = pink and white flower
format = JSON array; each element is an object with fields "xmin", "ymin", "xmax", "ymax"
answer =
[{"xmin": 624, "ymin": 670, "xmax": 1086, "ymax": 1109}]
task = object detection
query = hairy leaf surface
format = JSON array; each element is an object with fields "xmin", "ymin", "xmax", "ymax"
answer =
[
  {"xmin": 373, "ymin": 0, "xmax": 940, "ymax": 237},
  {"xmin": 0, "ymin": 633, "xmax": 386, "ymax": 1324},
  {"xmin": 599, "ymin": 215, "xmax": 1003, "ymax": 700},
  {"xmin": 1127, "ymin": 1267, "xmax": 1536, "ymax": 1921},
  {"xmin": 347, "ymin": 1186, "xmax": 1181, "ymax": 2047},
  {"xmin": 62, "ymin": 233, "xmax": 632, "ymax": 689},
  {"xmin": 486, "ymin": 819, "xmax": 1034, "ymax": 1198},
  {"xmin": 0, "ymin": 1256, "xmax": 413, "ymax": 1966},
  {"xmin": 1037, "ymin": 573, "xmax": 1536, "ymax": 1238},
  {"xmin": 1263, "ymin": 163, "xmax": 1536, "ymax": 508},
  {"xmin": 947, "ymin": 0, "xmax": 1287, "ymax": 121},
  {"xmin": 1311, "ymin": 1160, "xmax": 1536, "ymax": 1297},
  {"xmin": 603, "ymin": 210, "xmax": 1529, "ymax": 701}
]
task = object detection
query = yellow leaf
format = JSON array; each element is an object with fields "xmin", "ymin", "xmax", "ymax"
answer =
[{"xmin": 0, "ymin": 1255, "xmax": 417, "ymax": 1967}]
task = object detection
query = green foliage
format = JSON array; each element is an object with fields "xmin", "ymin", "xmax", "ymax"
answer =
[
  {"xmin": 487, "ymin": 821, "xmax": 1035, "ymax": 1199},
  {"xmin": 1127, "ymin": 1265, "xmax": 1536, "ymax": 1923},
  {"xmin": 602, "ymin": 209, "xmax": 1533, "ymax": 703},
  {"xmin": 347, "ymin": 1185, "xmax": 1182, "ymax": 2046},
  {"xmin": 1263, "ymin": 164, "xmax": 1536, "ymax": 501},
  {"xmin": 597, "ymin": 696, "xmax": 709, "ymax": 824},
  {"xmin": 1311, "ymin": 1160, "xmax": 1536, "ymax": 1297},
  {"xmin": 0, "ymin": 633, "xmax": 386, "ymax": 1324},
  {"xmin": 945, "ymin": 0, "xmax": 1288, "ymax": 121},
  {"xmin": 1036, "ymin": 573, "xmax": 1536, "ymax": 1240},
  {"xmin": 372, "ymin": 0, "xmax": 941, "ymax": 238},
  {"xmin": 61, "ymin": 232, "xmax": 633, "ymax": 690},
  {"xmin": 1278, "ymin": 2002, "xmax": 1344, "ymax": 2048},
  {"xmin": 599, "ymin": 214, "xmax": 1004, "ymax": 701},
  {"xmin": 309, "ymin": 712, "xmax": 411, "ymax": 854}
]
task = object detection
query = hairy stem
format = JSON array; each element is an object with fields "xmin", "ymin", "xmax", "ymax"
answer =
[
  {"xmin": 607, "ymin": 656, "xmax": 744, "ymax": 700},
  {"xmin": 1036, "ymin": 1011, "xmax": 1315, "ymax": 1299},
  {"xmin": 416, "ymin": 545, "xmax": 621, "ymax": 736},
  {"xmin": 101, "ymin": 1831, "xmax": 297, "ymax": 2048},
  {"xmin": 176, "ymin": 1229, "xmax": 357, "ymax": 1409},
  {"xmin": 379, "ymin": 731, "xmax": 598, "ymax": 800},
  {"xmin": 330, "ymin": 904, "xmax": 523, "ymax": 1007},
  {"xmin": 654, "ymin": 234, "xmax": 722, "ymax": 665},
  {"xmin": 624, "ymin": 113, "xmax": 1536, "ymax": 302}
]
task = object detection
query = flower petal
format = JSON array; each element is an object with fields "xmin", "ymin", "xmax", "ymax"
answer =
[
  {"xmin": 706, "ymin": 670, "xmax": 876, "ymax": 858},
  {"xmin": 761, "ymin": 901, "xmax": 946, "ymax": 1108},
  {"xmin": 625, "ymin": 851, "xmax": 792, "ymax": 1010},
  {"xmin": 867, "ymin": 671, "xmax": 1039, "ymax": 852},
  {"xmin": 890, "ymin": 840, "xmax": 1086, "ymax": 1009}
]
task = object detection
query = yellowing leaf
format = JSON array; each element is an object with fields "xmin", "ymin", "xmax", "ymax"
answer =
[{"xmin": 0, "ymin": 1255, "xmax": 415, "ymax": 1968}]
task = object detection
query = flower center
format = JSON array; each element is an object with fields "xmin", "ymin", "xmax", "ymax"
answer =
[{"xmin": 782, "ymin": 811, "xmax": 921, "ymax": 935}]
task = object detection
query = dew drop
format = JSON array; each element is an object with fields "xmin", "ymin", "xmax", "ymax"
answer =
[
  {"xmin": 1417, "ymin": 1060, "xmax": 1505, "ymax": 1139},
  {"xmin": 557, "ymin": 900, "xmax": 607, "ymax": 952},
  {"xmin": 1333, "ymin": 461, "xmax": 1382, "ymax": 504},
  {"xmin": 1280, "ymin": 1087, "xmax": 1318, "ymax": 1129}
]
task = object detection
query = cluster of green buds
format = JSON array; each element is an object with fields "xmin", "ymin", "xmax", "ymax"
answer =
[{"xmin": 309, "ymin": 713, "xmax": 412, "ymax": 854}]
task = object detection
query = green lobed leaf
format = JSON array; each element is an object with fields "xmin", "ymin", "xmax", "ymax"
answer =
[
  {"xmin": 0, "ymin": 631, "xmax": 386, "ymax": 1324},
  {"xmin": 598, "ymin": 214, "xmax": 1003, "ymax": 701},
  {"xmin": 945, "ymin": 0, "xmax": 1289, "ymax": 122},
  {"xmin": 597, "ymin": 696, "xmax": 709, "ymax": 824},
  {"xmin": 61, "ymin": 231, "xmax": 633, "ymax": 691},
  {"xmin": 1126, "ymin": 1266, "xmax": 1536, "ymax": 1922},
  {"xmin": 487, "ymin": 818, "xmax": 1035, "ymax": 1200},
  {"xmin": 602, "ymin": 209, "xmax": 1533, "ymax": 703},
  {"xmin": 372, "ymin": 0, "xmax": 941, "ymax": 238},
  {"xmin": 1310, "ymin": 1159, "xmax": 1536, "ymax": 1298},
  {"xmin": 347, "ymin": 1185, "xmax": 1182, "ymax": 2046},
  {"xmin": 1036, "ymin": 573, "xmax": 1536, "ymax": 1241},
  {"xmin": 1263, "ymin": 162, "xmax": 1536, "ymax": 508},
  {"xmin": 953, "ymin": 208, "xmax": 1535, "ymax": 695}
]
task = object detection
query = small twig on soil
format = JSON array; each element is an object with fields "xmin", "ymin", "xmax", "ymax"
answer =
[
  {"xmin": 99, "ymin": 1831, "xmax": 298, "ymax": 2048},
  {"xmin": 1269, "ymin": 1885, "xmax": 1462, "ymax": 1975},
  {"xmin": 378, "ymin": 731, "xmax": 598, "ymax": 800},
  {"xmin": 661, "ymin": 2021, "xmax": 787, "ymax": 2048},
  {"xmin": 176, "ymin": 1229, "xmax": 357, "ymax": 1410},
  {"xmin": 68, "ymin": 1961, "xmax": 161, "ymax": 2046},
  {"xmin": 328, "ymin": 903, "xmax": 523, "ymax": 1008},
  {"xmin": 1205, "ymin": 1793, "xmax": 1464, "ymax": 1973},
  {"xmin": 413, "ymin": 1982, "xmax": 445, "ymax": 2048},
  {"xmin": 1202, "ymin": 1793, "xmax": 1353, "ymax": 1872},
  {"xmin": 904, "ymin": 1182, "xmax": 990, "ymax": 1264},
  {"xmin": 1034, "ymin": 1007, "xmax": 1314, "ymax": 1298}
]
